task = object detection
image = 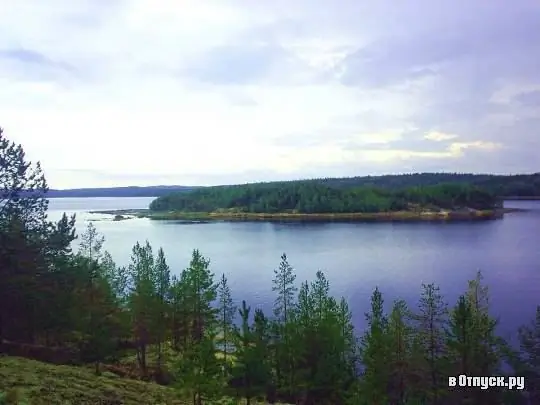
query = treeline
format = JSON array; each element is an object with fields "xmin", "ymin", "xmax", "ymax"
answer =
[
  {"xmin": 149, "ymin": 181, "xmax": 499, "ymax": 214},
  {"xmin": 314, "ymin": 172, "xmax": 540, "ymax": 196},
  {"xmin": 43, "ymin": 185, "xmax": 196, "ymax": 198},
  {"xmin": 1, "ymin": 127, "xmax": 540, "ymax": 404}
]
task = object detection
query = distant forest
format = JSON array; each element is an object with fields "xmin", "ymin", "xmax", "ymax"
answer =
[
  {"xmin": 312, "ymin": 172, "xmax": 540, "ymax": 196},
  {"xmin": 46, "ymin": 173, "xmax": 540, "ymax": 199},
  {"xmin": 46, "ymin": 185, "xmax": 197, "ymax": 198}
]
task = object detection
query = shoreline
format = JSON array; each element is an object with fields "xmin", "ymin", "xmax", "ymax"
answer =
[{"xmin": 87, "ymin": 208, "xmax": 528, "ymax": 223}]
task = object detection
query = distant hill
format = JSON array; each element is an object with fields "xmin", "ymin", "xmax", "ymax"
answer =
[
  {"xmin": 46, "ymin": 185, "xmax": 198, "ymax": 198},
  {"xmin": 45, "ymin": 172, "xmax": 540, "ymax": 199}
]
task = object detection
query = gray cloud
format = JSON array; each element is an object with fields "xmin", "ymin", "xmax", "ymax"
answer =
[
  {"xmin": 514, "ymin": 90, "xmax": 540, "ymax": 107},
  {"xmin": 339, "ymin": 3, "xmax": 540, "ymax": 89},
  {"xmin": 0, "ymin": 47, "xmax": 79, "ymax": 83}
]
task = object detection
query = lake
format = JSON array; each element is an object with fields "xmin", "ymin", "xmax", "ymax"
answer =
[{"xmin": 47, "ymin": 197, "xmax": 540, "ymax": 341}]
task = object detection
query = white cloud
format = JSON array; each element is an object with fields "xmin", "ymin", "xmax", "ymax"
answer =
[
  {"xmin": 0, "ymin": 0, "xmax": 537, "ymax": 188},
  {"xmin": 424, "ymin": 131, "xmax": 458, "ymax": 141}
]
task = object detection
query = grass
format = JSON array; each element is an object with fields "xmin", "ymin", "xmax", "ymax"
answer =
[
  {"xmin": 0, "ymin": 355, "xmax": 283, "ymax": 405},
  {"xmin": 0, "ymin": 355, "xmax": 182, "ymax": 404}
]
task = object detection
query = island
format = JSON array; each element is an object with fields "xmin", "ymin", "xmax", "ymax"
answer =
[
  {"xmin": 89, "ymin": 181, "xmax": 506, "ymax": 222},
  {"xmin": 87, "ymin": 172, "xmax": 540, "ymax": 222}
]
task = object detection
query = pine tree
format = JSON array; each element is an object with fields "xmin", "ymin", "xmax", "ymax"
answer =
[
  {"xmin": 182, "ymin": 249, "xmax": 218, "ymax": 345},
  {"xmin": 465, "ymin": 270, "xmax": 502, "ymax": 376},
  {"xmin": 78, "ymin": 222, "xmax": 105, "ymax": 262},
  {"xmin": 169, "ymin": 274, "xmax": 187, "ymax": 352},
  {"xmin": 411, "ymin": 283, "xmax": 448, "ymax": 404},
  {"xmin": 231, "ymin": 300, "xmax": 269, "ymax": 404},
  {"xmin": 518, "ymin": 306, "xmax": 540, "ymax": 403},
  {"xmin": 176, "ymin": 329, "xmax": 223, "ymax": 405},
  {"xmin": 217, "ymin": 273, "xmax": 236, "ymax": 372},
  {"xmin": 127, "ymin": 240, "xmax": 157, "ymax": 377},
  {"xmin": 71, "ymin": 254, "xmax": 120, "ymax": 375},
  {"xmin": 100, "ymin": 251, "xmax": 129, "ymax": 306},
  {"xmin": 272, "ymin": 253, "xmax": 297, "ymax": 325},
  {"xmin": 387, "ymin": 299, "xmax": 413, "ymax": 405},
  {"xmin": 446, "ymin": 287, "xmax": 504, "ymax": 405},
  {"xmin": 360, "ymin": 287, "xmax": 389, "ymax": 405},
  {"xmin": 154, "ymin": 247, "xmax": 171, "ymax": 373},
  {"xmin": 271, "ymin": 253, "xmax": 298, "ymax": 396},
  {"xmin": 74, "ymin": 225, "xmax": 122, "ymax": 374}
]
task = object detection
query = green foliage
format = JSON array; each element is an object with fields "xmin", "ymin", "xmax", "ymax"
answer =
[
  {"xmin": 360, "ymin": 287, "xmax": 390, "ymax": 404},
  {"xmin": 231, "ymin": 301, "xmax": 270, "ymax": 405},
  {"xmin": 217, "ymin": 273, "xmax": 236, "ymax": 369},
  {"xmin": 410, "ymin": 283, "xmax": 448, "ymax": 403},
  {"xmin": 518, "ymin": 306, "xmax": 540, "ymax": 403},
  {"xmin": 149, "ymin": 179, "xmax": 501, "ymax": 214},
  {"xmin": 175, "ymin": 329, "xmax": 223, "ymax": 405}
]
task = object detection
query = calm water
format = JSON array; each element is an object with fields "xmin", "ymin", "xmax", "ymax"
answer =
[{"xmin": 47, "ymin": 197, "xmax": 540, "ymax": 340}]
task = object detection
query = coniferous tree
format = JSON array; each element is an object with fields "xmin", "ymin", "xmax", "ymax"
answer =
[
  {"xmin": 387, "ymin": 299, "xmax": 413, "ymax": 405},
  {"xmin": 253, "ymin": 307, "xmax": 272, "ymax": 400},
  {"xmin": 411, "ymin": 283, "xmax": 448, "ymax": 404},
  {"xmin": 465, "ymin": 271, "xmax": 502, "ymax": 376},
  {"xmin": 154, "ymin": 247, "xmax": 171, "ymax": 373},
  {"xmin": 174, "ymin": 250, "xmax": 220, "ymax": 404},
  {"xmin": 176, "ymin": 328, "xmax": 222, "ymax": 405},
  {"xmin": 78, "ymin": 222, "xmax": 105, "ymax": 262},
  {"xmin": 74, "ymin": 225, "xmax": 123, "ymax": 374},
  {"xmin": 518, "ymin": 306, "xmax": 540, "ymax": 403},
  {"xmin": 127, "ymin": 241, "xmax": 157, "ymax": 377},
  {"xmin": 72, "ymin": 255, "xmax": 120, "ymax": 374},
  {"xmin": 169, "ymin": 274, "xmax": 187, "ymax": 352},
  {"xmin": 271, "ymin": 253, "xmax": 297, "ymax": 397},
  {"xmin": 217, "ymin": 273, "xmax": 236, "ymax": 372},
  {"xmin": 182, "ymin": 249, "xmax": 218, "ymax": 345},
  {"xmin": 360, "ymin": 287, "xmax": 389, "ymax": 405},
  {"xmin": 231, "ymin": 300, "xmax": 269, "ymax": 404}
]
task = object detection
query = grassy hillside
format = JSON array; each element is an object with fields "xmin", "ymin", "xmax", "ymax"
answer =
[
  {"xmin": 0, "ymin": 356, "xmax": 182, "ymax": 405},
  {"xmin": 0, "ymin": 356, "xmax": 280, "ymax": 405}
]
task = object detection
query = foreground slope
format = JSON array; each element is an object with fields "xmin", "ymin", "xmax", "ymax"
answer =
[{"xmin": 0, "ymin": 356, "xmax": 183, "ymax": 405}]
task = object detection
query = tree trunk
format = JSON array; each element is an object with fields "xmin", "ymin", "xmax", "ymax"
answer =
[
  {"xmin": 157, "ymin": 341, "xmax": 162, "ymax": 371},
  {"xmin": 136, "ymin": 343, "xmax": 147, "ymax": 377}
]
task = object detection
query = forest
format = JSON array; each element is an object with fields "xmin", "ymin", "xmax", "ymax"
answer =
[
  {"xmin": 1, "ymin": 127, "xmax": 539, "ymax": 405},
  {"xmin": 45, "ymin": 185, "xmax": 197, "ymax": 198},
  {"xmin": 149, "ymin": 180, "xmax": 500, "ymax": 214},
  {"xmin": 309, "ymin": 172, "xmax": 540, "ymax": 196}
]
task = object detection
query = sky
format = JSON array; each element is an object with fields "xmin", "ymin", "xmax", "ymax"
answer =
[{"xmin": 0, "ymin": 0, "xmax": 539, "ymax": 188}]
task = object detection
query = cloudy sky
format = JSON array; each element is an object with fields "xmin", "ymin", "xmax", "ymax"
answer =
[{"xmin": 1, "ymin": 0, "xmax": 539, "ymax": 188}]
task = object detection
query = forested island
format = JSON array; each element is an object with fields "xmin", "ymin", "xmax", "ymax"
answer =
[{"xmin": 145, "ymin": 180, "xmax": 504, "ymax": 222}]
